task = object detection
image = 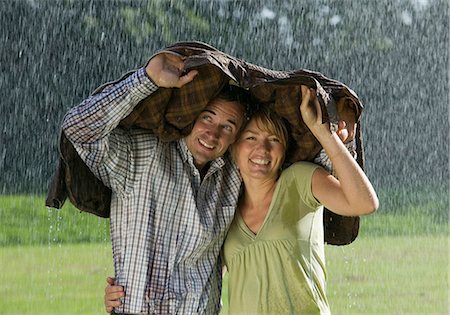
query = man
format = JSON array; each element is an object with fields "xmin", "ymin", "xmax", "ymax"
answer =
[{"xmin": 62, "ymin": 52, "xmax": 247, "ymax": 314}]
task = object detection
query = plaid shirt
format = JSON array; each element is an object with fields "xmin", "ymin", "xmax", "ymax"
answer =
[{"xmin": 63, "ymin": 68, "xmax": 241, "ymax": 314}]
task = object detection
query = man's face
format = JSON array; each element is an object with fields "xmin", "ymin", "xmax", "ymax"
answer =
[{"xmin": 185, "ymin": 98, "xmax": 245, "ymax": 170}]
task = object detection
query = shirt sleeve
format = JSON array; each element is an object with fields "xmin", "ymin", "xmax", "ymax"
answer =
[
  {"xmin": 62, "ymin": 67, "xmax": 159, "ymax": 192},
  {"xmin": 288, "ymin": 162, "xmax": 322, "ymax": 209}
]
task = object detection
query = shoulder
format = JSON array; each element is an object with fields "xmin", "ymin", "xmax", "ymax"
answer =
[
  {"xmin": 279, "ymin": 162, "xmax": 322, "ymax": 208},
  {"xmin": 281, "ymin": 161, "xmax": 321, "ymax": 179}
]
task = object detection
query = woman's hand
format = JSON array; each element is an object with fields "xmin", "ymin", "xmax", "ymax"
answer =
[
  {"xmin": 300, "ymin": 85, "xmax": 354, "ymax": 143},
  {"xmin": 299, "ymin": 85, "xmax": 325, "ymax": 134},
  {"xmin": 104, "ymin": 277, "xmax": 124, "ymax": 313},
  {"xmin": 300, "ymin": 85, "xmax": 331, "ymax": 141}
]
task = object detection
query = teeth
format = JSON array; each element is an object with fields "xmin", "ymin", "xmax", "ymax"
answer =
[
  {"xmin": 199, "ymin": 139, "xmax": 214, "ymax": 149},
  {"xmin": 251, "ymin": 159, "xmax": 270, "ymax": 165}
]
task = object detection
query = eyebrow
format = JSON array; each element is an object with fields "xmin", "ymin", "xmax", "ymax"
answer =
[{"xmin": 203, "ymin": 109, "xmax": 237, "ymax": 127}]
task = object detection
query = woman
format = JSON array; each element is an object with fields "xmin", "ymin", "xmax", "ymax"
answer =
[
  {"xmin": 104, "ymin": 85, "xmax": 378, "ymax": 314},
  {"xmin": 223, "ymin": 85, "xmax": 378, "ymax": 315}
]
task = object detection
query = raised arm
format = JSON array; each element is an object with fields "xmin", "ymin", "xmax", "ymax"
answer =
[
  {"xmin": 145, "ymin": 52, "xmax": 198, "ymax": 88},
  {"xmin": 61, "ymin": 53, "xmax": 198, "ymax": 189},
  {"xmin": 300, "ymin": 85, "xmax": 379, "ymax": 216},
  {"xmin": 63, "ymin": 52, "xmax": 198, "ymax": 146}
]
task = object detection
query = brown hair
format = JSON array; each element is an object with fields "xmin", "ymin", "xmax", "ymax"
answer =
[
  {"xmin": 215, "ymin": 84, "xmax": 250, "ymax": 121},
  {"xmin": 249, "ymin": 107, "xmax": 288, "ymax": 149}
]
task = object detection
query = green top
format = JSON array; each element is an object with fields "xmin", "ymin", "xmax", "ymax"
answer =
[{"xmin": 223, "ymin": 162, "xmax": 331, "ymax": 315}]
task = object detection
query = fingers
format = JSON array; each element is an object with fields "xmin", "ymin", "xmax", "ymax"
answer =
[
  {"xmin": 336, "ymin": 120, "xmax": 349, "ymax": 142},
  {"xmin": 104, "ymin": 285, "xmax": 124, "ymax": 312},
  {"xmin": 105, "ymin": 285, "xmax": 124, "ymax": 295},
  {"xmin": 173, "ymin": 70, "xmax": 198, "ymax": 88},
  {"xmin": 164, "ymin": 53, "xmax": 198, "ymax": 87},
  {"xmin": 146, "ymin": 52, "xmax": 198, "ymax": 88},
  {"xmin": 300, "ymin": 85, "xmax": 321, "ymax": 118},
  {"xmin": 164, "ymin": 52, "xmax": 185, "ymax": 68},
  {"xmin": 106, "ymin": 277, "xmax": 115, "ymax": 286},
  {"xmin": 346, "ymin": 122, "xmax": 356, "ymax": 141},
  {"xmin": 300, "ymin": 85, "xmax": 311, "ymax": 108},
  {"xmin": 105, "ymin": 277, "xmax": 123, "ymax": 313},
  {"xmin": 105, "ymin": 297, "xmax": 122, "ymax": 313},
  {"xmin": 336, "ymin": 119, "xmax": 357, "ymax": 143}
]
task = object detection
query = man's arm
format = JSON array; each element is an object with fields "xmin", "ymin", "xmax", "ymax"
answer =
[
  {"xmin": 63, "ymin": 52, "xmax": 198, "ymax": 142},
  {"xmin": 61, "ymin": 67, "xmax": 159, "ymax": 190},
  {"xmin": 62, "ymin": 53, "xmax": 198, "ymax": 189}
]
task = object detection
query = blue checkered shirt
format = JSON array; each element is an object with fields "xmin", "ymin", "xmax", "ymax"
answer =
[{"xmin": 62, "ymin": 68, "xmax": 241, "ymax": 314}]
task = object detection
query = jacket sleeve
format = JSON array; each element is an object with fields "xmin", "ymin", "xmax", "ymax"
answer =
[{"xmin": 62, "ymin": 67, "xmax": 159, "ymax": 192}]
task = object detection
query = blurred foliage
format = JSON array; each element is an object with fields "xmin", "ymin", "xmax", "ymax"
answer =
[{"xmin": 0, "ymin": 0, "xmax": 448, "ymax": 218}]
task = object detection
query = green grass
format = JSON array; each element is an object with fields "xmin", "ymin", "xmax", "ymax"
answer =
[
  {"xmin": 0, "ymin": 236, "xmax": 447, "ymax": 315},
  {"xmin": 0, "ymin": 195, "xmax": 110, "ymax": 246},
  {"xmin": 0, "ymin": 243, "xmax": 113, "ymax": 315},
  {"xmin": 325, "ymin": 235, "xmax": 449, "ymax": 315},
  {"xmin": 0, "ymin": 192, "xmax": 447, "ymax": 247},
  {"xmin": 0, "ymin": 194, "xmax": 448, "ymax": 314}
]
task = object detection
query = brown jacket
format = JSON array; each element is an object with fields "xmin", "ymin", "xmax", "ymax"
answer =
[{"xmin": 46, "ymin": 41, "xmax": 364, "ymax": 245}]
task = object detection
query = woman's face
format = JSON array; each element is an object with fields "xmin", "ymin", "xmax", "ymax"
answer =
[{"xmin": 235, "ymin": 119, "xmax": 285, "ymax": 181}]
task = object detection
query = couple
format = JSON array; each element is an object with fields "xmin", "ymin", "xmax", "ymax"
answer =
[{"xmin": 63, "ymin": 52, "xmax": 378, "ymax": 314}]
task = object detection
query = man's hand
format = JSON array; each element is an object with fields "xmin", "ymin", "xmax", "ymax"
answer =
[
  {"xmin": 104, "ymin": 277, "xmax": 124, "ymax": 313},
  {"xmin": 336, "ymin": 120, "xmax": 350, "ymax": 143},
  {"xmin": 145, "ymin": 52, "xmax": 198, "ymax": 88},
  {"xmin": 336, "ymin": 98, "xmax": 357, "ymax": 143}
]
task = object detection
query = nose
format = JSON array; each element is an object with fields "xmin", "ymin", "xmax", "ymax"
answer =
[
  {"xmin": 256, "ymin": 139, "xmax": 271, "ymax": 152},
  {"xmin": 206, "ymin": 124, "xmax": 220, "ymax": 139}
]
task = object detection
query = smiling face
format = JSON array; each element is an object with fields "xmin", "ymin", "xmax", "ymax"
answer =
[
  {"xmin": 184, "ymin": 98, "xmax": 245, "ymax": 170},
  {"xmin": 234, "ymin": 110, "xmax": 288, "ymax": 181}
]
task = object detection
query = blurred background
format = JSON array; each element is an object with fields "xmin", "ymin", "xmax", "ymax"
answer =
[{"xmin": 0, "ymin": 0, "xmax": 448, "ymax": 314}]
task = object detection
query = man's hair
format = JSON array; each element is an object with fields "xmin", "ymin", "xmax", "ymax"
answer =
[{"xmin": 215, "ymin": 84, "xmax": 250, "ymax": 119}]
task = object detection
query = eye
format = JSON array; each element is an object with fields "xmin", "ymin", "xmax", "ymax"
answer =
[
  {"xmin": 245, "ymin": 136, "xmax": 256, "ymax": 140},
  {"xmin": 269, "ymin": 137, "xmax": 281, "ymax": 143},
  {"xmin": 223, "ymin": 124, "xmax": 234, "ymax": 133},
  {"xmin": 201, "ymin": 114, "xmax": 212, "ymax": 122}
]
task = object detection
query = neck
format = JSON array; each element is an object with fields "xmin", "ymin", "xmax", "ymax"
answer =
[
  {"xmin": 241, "ymin": 175, "xmax": 277, "ymax": 209},
  {"xmin": 198, "ymin": 163, "xmax": 210, "ymax": 180}
]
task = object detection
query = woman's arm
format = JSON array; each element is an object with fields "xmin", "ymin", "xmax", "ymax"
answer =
[
  {"xmin": 299, "ymin": 85, "xmax": 379, "ymax": 216},
  {"xmin": 104, "ymin": 277, "xmax": 124, "ymax": 313}
]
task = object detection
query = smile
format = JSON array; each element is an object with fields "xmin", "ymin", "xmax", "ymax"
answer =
[
  {"xmin": 250, "ymin": 159, "xmax": 270, "ymax": 165},
  {"xmin": 199, "ymin": 139, "xmax": 215, "ymax": 150}
]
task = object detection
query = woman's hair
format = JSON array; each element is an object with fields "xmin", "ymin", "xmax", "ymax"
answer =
[{"xmin": 249, "ymin": 107, "xmax": 288, "ymax": 150}]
